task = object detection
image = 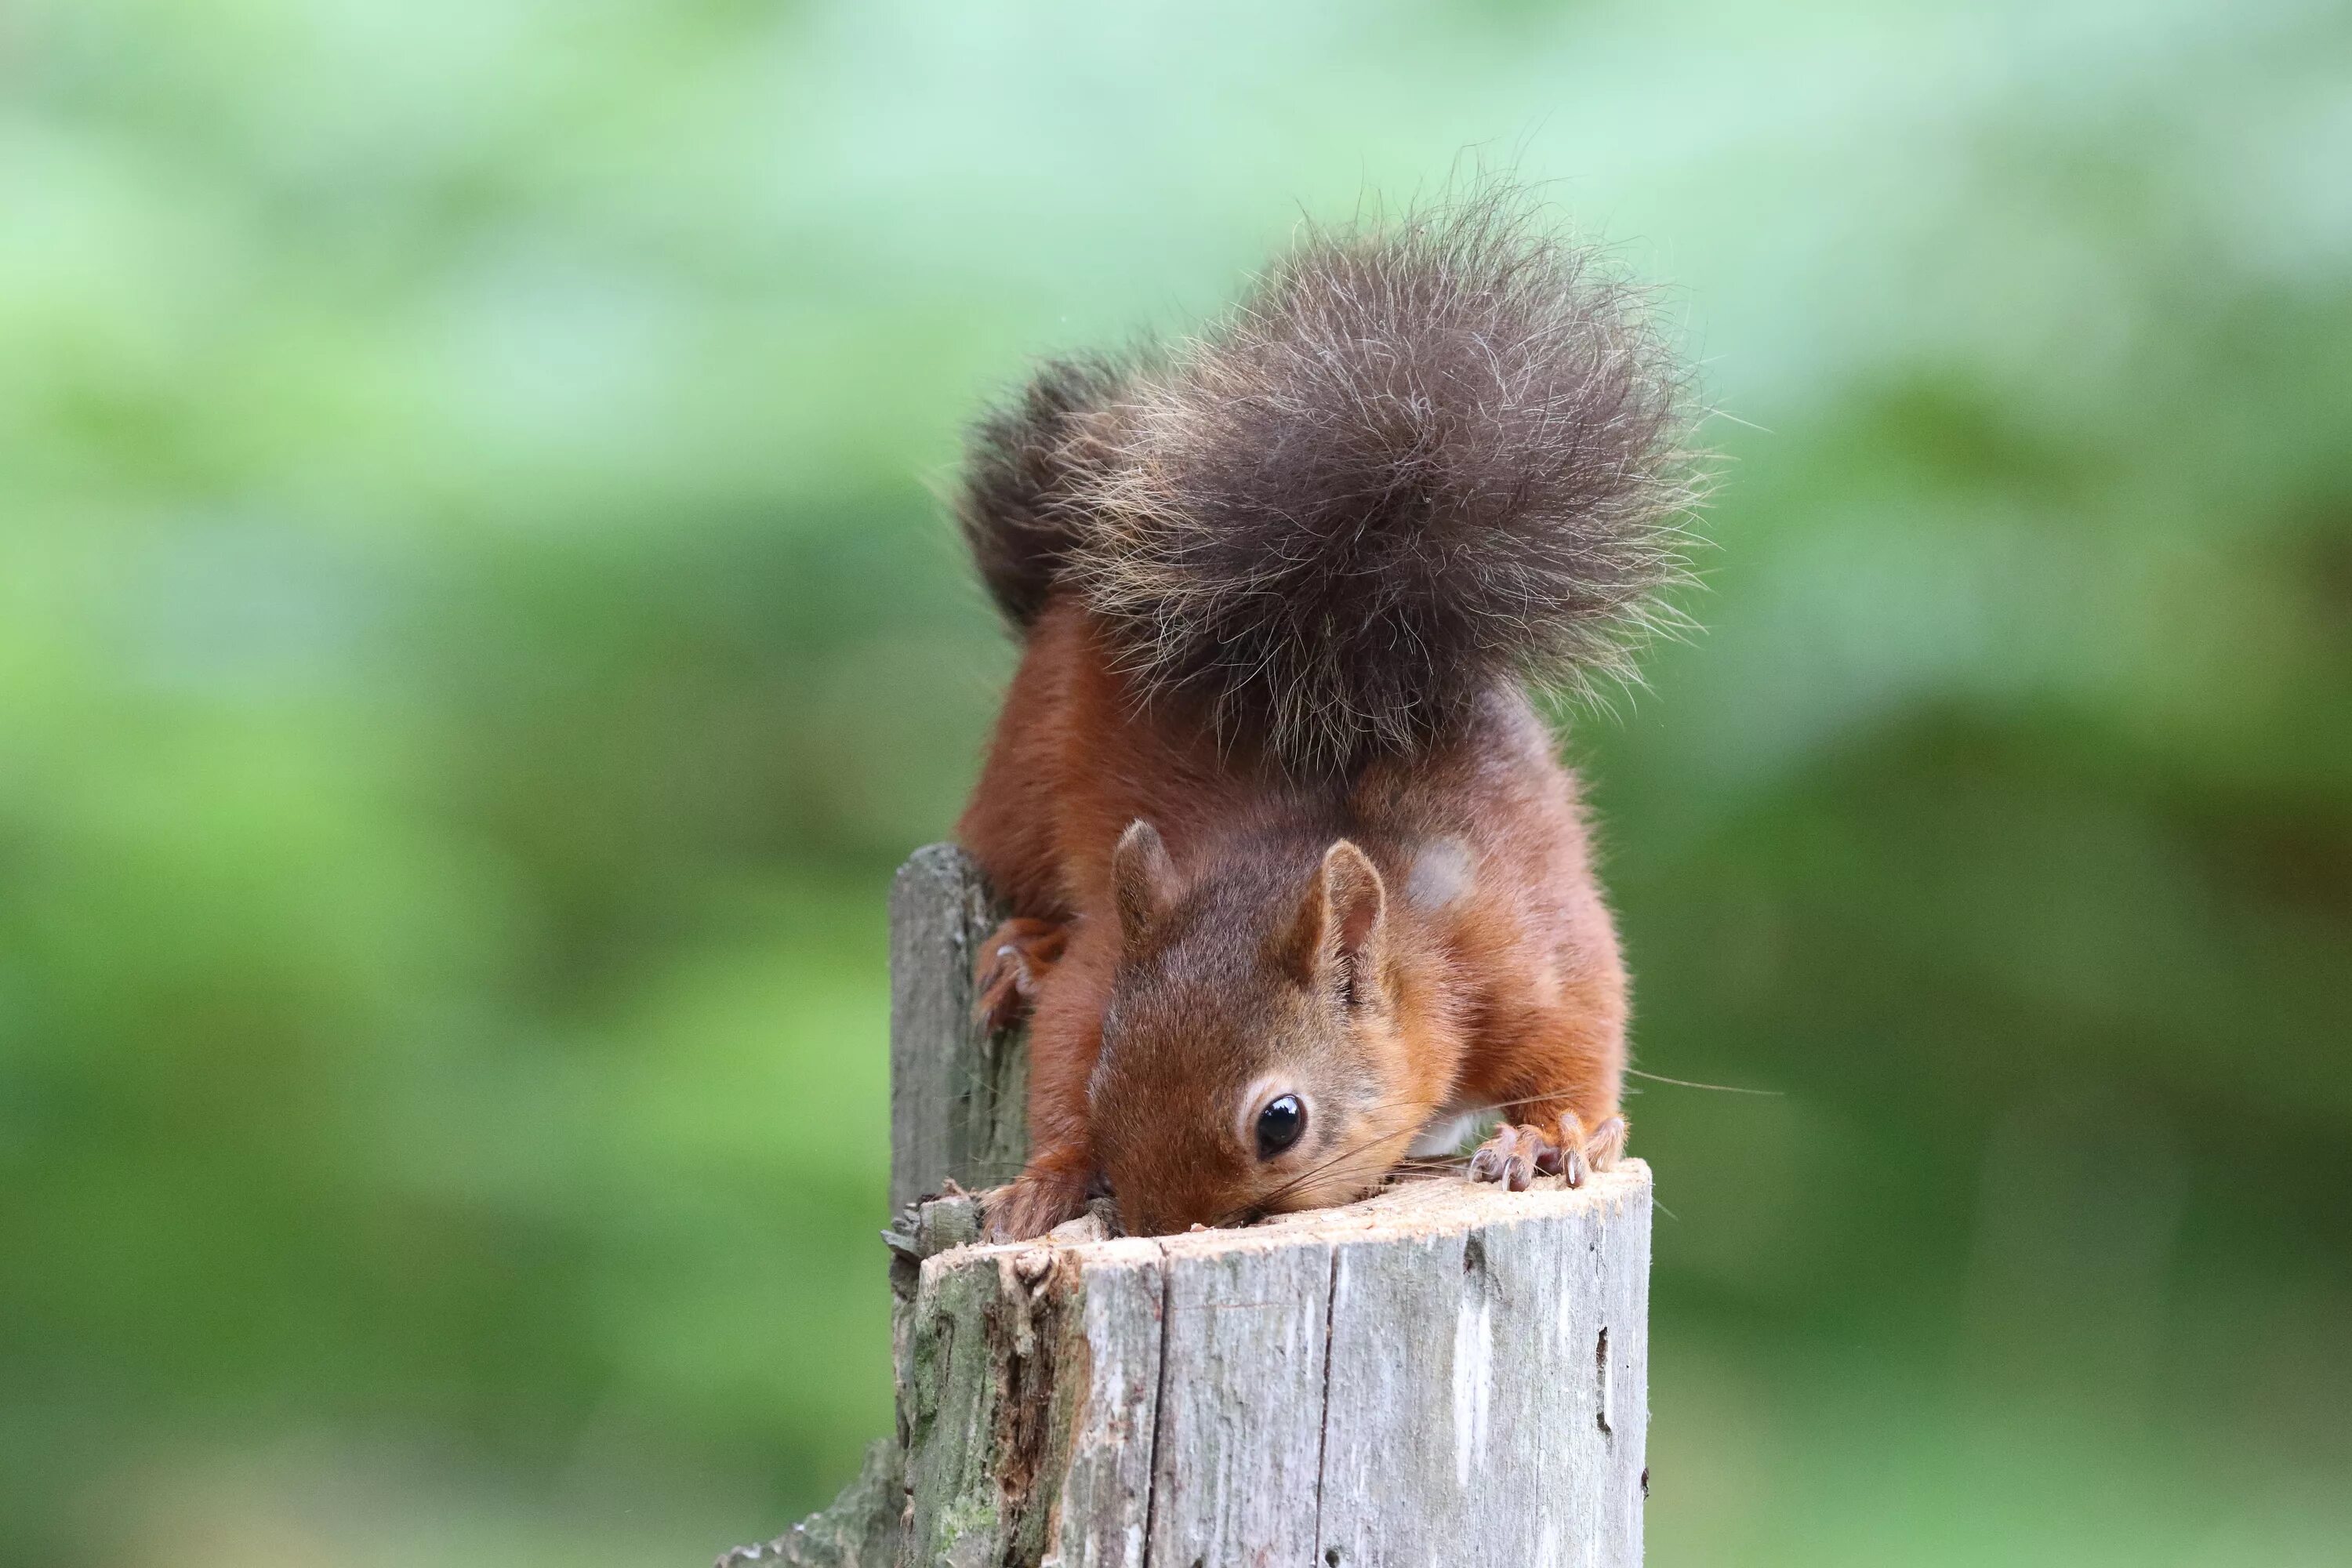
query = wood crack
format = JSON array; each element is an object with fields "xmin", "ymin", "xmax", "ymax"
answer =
[
  {"xmin": 1139, "ymin": 1242, "xmax": 1174, "ymax": 1568},
  {"xmin": 1309, "ymin": 1246, "xmax": 1341, "ymax": 1565}
]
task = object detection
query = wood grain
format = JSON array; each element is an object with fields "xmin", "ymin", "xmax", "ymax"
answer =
[{"xmin": 901, "ymin": 1169, "xmax": 1652, "ymax": 1568}]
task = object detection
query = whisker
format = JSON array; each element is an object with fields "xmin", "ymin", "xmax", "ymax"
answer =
[
  {"xmin": 1624, "ymin": 1066, "xmax": 1780, "ymax": 1095},
  {"xmin": 1223, "ymin": 1131, "xmax": 1410, "ymax": 1226},
  {"xmin": 956, "ymin": 1062, "xmax": 1763, "ymax": 1234}
]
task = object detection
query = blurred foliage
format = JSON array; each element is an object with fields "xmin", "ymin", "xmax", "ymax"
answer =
[{"xmin": 3, "ymin": 1, "xmax": 2349, "ymax": 1564}]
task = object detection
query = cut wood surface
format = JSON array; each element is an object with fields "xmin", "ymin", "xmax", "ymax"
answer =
[{"xmin": 720, "ymin": 845, "xmax": 1654, "ymax": 1568}]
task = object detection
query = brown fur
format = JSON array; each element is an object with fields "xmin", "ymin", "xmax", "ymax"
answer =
[
  {"xmin": 956, "ymin": 356, "xmax": 1133, "ymax": 629},
  {"xmin": 953, "ymin": 196, "xmax": 1694, "ymax": 1239},
  {"xmin": 962, "ymin": 604, "xmax": 1630, "ymax": 1238}
]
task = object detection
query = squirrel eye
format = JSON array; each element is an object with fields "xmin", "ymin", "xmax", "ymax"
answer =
[{"xmin": 1254, "ymin": 1094, "xmax": 1306, "ymax": 1159}]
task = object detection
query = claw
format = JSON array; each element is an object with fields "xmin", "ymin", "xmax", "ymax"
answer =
[
  {"xmin": 1581, "ymin": 1115, "xmax": 1627, "ymax": 1173},
  {"xmin": 972, "ymin": 917, "xmax": 1067, "ymax": 1033},
  {"xmin": 1468, "ymin": 1114, "xmax": 1629, "ymax": 1193},
  {"xmin": 1468, "ymin": 1123, "xmax": 1560, "ymax": 1192},
  {"xmin": 1555, "ymin": 1112, "xmax": 1626, "ymax": 1187}
]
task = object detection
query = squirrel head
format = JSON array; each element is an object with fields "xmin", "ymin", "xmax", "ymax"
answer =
[{"xmin": 1087, "ymin": 821, "xmax": 1432, "ymax": 1237}]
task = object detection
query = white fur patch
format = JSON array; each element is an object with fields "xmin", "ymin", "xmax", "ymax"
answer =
[
  {"xmin": 1409, "ymin": 1109, "xmax": 1486, "ymax": 1157},
  {"xmin": 1405, "ymin": 838, "xmax": 1475, "ymax": 911}
]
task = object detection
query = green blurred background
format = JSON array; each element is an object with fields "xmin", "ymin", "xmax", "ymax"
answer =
[{"xmin": 5, "ymin": 1, "xmax": 2349, "ymax": 1563}]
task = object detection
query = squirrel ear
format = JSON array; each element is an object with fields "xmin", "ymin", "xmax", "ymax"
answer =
[
  {"xmin": 1111, "ymin": 819, "xmax": 1178, "ymax": 952},
  {"xmin": 1291, "ymin": 840, "xmax": 1387, "ymax": 1004}
]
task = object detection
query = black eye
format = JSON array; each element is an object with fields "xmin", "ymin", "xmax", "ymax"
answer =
[{"xmin": 1254, "ymin": 1094, "xmax": 1306, "ymax": 1159}]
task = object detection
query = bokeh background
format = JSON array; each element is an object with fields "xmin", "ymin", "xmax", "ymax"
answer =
[{"xmin": 6, "ymin": 1, "xmax": 2350, "ymax": 1563}]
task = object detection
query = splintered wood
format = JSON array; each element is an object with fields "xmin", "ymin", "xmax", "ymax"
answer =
[{"xmin": 901, "ymin": 1169, "xmax": 1650, "ymax": 1568}]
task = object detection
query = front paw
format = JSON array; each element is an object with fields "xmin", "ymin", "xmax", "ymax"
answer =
[
  {"xmin": 1558, "ymin": 1112, "xmax": 1627, "ymax": 1187},
  {"xmin": 1465, "ymin": 1114, "xmax": 1626, "ymax": 1191},
  {"xmin": 1466, "ymin": 1123, "xmax": 1563, "ymax": 1191},
  {"xmin": 983, "ymin": 1163, "xmax": 1091, "ymax": 1242}
]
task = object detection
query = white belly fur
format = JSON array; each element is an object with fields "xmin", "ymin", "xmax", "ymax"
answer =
[{"xmin": 1408, "ymin": 1109, "xmax": 1489, "ymax": 1158}]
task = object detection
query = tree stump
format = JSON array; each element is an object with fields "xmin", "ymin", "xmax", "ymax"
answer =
[{"xmin": 718, "ymin": 846, "xmax": 1653, "ymax": 1568}]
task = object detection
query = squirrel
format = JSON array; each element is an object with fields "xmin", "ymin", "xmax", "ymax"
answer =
[{"xmin": 949, "ymin": 197, "xmax": 1696, "ymax": 1241}]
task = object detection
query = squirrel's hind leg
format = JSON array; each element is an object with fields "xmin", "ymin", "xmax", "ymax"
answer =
[
  {"xmin": 982, "ymin": 920, "xmax": 1107, "ymax": 1242},
  {"xmin": 982, "ymin": 1156, "xmax": 1094, "ymax": 1242},
  {"xmin": 973, "ymin": 916, "xmax": 1067, "ymax": 1035}
]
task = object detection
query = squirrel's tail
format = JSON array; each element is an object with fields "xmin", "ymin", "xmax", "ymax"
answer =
[{"xmin": 957, "ymin": 192, "xmax": 1699, "ymax": 771}]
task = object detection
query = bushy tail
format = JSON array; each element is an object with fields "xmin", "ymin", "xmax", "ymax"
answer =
[{"xmin": 957, "ymin": 194, "xmax": 1698, "ymax": 770}]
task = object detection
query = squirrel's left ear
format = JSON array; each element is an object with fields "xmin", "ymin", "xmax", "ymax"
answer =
[
  {"xmin": 1112, "ymin": 819, "xmax": 1178, "ymax": 953},
  {"xmin": 1290, "ymin": 840, "xmax": 1387, "ymax": 1005}
]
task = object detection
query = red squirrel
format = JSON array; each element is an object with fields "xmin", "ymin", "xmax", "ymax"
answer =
[{"xmin": 950, "ymin": 199, "xmax": 1695, "ymax": 1240}]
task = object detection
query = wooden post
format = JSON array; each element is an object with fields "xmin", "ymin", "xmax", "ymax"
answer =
[
  {"xmin": 719, "ymin": 846, "xmax": 1653, "ymax": 1568},
  {"xmin": 887, "ymin": 844, "xmax": 1025, "ymax": 1211}
]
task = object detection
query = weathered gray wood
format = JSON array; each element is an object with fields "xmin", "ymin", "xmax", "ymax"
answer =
[
  {"xmin": 1038, "ymin": 1235, "xmax": 1163, "ymax": 1568},
  {"xmin": 1147, "ymin": 1225, "xmax": 1336, "ymax": 1565},
  {"xmin": 888, "ymin": 844, "xmax": 1027, "ymax": 1212},
  {"xmin": 1313, "ymin": 1176, "xmax": 1652, "ymax": 1566},
  {"xmin": 899, "ymin": 1167, "xmax": 1653, "ymax": 1568},
  {"xmin": 724, "ymin": 846, "xmax": 1654, "ymax": 1568},
  {"xmin": 899, "ymin": 1229, "xmax": 1166, "ymax": 1567}
]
